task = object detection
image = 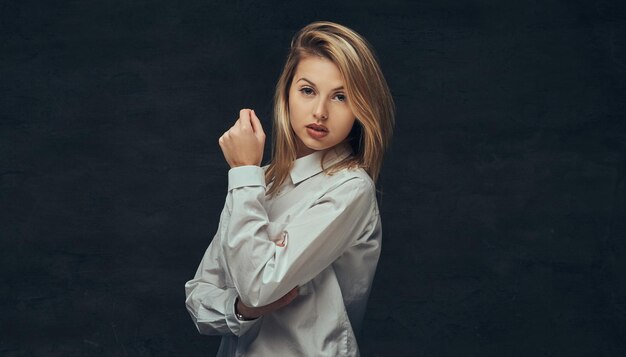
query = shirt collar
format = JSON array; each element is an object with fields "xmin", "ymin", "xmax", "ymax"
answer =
[{"xmin": 289, "ymin": 141, "xmax": 353, "ymax": 185}]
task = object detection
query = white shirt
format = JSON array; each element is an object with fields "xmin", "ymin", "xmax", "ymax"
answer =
[{"xmin": 185, "ymin": 142, "xmax": 381, "ymax": 357}]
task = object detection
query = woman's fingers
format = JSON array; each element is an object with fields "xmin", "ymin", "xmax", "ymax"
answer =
[
  {"xmin": 277, "ymin": 287, "xmax": 299, "ymax": 306},
  {"xmin": 238, "ymin": 286, "xmax": 299, "ymax": 318},
  {"xmin": 287, "ymin": 286, "xmax": 299, "ymax": 301},
  {"xmin": 259, "ymin": 287, "xmax": 298, "ymax": 315},
  {"xmin": 250, "ymin": 109, "xmax": 265, "ymax": 138},
  {"xmin": 233, "ymin": 108, "xmax": 262, "ymax": 137},
  {"xmin": 219, "ymin": 108, "xmax": 264, "ymax": 168},
  {"xmin": 238, "ymin": 108, "xmax": 252, "ymax": 132}
]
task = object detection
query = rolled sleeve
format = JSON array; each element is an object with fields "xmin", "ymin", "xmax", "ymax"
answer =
[{"xmin": 228, "ymin": 165, "xmax": 266, "ymax": 191}]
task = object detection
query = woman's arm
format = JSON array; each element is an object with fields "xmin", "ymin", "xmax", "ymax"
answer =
[
  {"xmin": 220, "ymin": 165, "xmax": 377, "ymax": 308},
  {"xmin": 184, "ymin": 236, "xmax": 260, "ymax": 337},
  {"xmin": 216, "ymin": 108, "xmax": 378, "ymax": 308}
]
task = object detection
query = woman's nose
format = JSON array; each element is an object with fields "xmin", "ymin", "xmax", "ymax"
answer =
[{"xmin": 313, "ymin": 100, "xmax": 328, "ymax": 120}]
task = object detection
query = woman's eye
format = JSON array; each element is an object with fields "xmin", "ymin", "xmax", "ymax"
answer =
[
  {"xmin": 334, "ymin": 94, "xmax": 346, "ymax": 102},
  {"xmin": 300, "ymin": 87, "xmax": 314, "ymax": 96}
]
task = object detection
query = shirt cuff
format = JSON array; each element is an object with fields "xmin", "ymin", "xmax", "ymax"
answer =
[
  {"xmin": 225, "ymin": 289, "xmax": 261, "ymax": 336},
  {"xmin": 228, "ymin": 165, "xmax": 266, "ymax": 191}
]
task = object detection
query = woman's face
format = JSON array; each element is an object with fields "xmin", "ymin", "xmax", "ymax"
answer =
[{"xmin": 288, "ymin": 56, "xmax": 356, "ymax": 158}]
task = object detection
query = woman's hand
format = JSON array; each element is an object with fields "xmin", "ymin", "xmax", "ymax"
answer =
[
  {"xmin": 219, "ymin": 108, "xmax": 266, "ymax": 168},
  {"xmin": 236, "ymin": 287, "xmax": 299, "ymax": 319}
]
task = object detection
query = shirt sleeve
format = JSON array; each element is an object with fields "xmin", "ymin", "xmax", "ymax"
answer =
[
  {"xmin": 184, "ymin": 213, "xmax": 261, "ymax": 337},
  {"xmin": 220, "ymin": 165, "xmax": 377, "ymax": 308}
]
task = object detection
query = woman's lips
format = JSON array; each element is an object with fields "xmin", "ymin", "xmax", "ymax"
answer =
[{"xmin": 306, "ymin": 124, "xmax": 328, "ymax": 139}]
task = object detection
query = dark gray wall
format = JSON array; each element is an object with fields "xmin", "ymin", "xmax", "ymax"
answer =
[{"xmin": 1, "ymin": 1, "xmax": 624, "ymax": 356}]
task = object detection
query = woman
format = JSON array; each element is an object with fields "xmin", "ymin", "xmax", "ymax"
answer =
[{"xmin": 185, "ymin": 21, "xmax": 395, "ymax": 356}]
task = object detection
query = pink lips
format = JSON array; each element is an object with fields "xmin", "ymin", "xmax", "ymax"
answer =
[{"xmin": 306, "ymin": 123, "xmax": 329, "ymax": 139}]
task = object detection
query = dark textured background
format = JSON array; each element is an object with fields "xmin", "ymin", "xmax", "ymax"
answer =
[{"xmin": 1, "ymin": 1, "xmax": 625, "ymax": 356}]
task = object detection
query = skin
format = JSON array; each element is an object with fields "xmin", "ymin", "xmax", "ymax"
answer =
[
  {"xmin": 288, "ymin": 55, "xmax": 357, "ymax": 158},
  {"xmin": 218, "ymin": 56, "xmax": 357, "ymax": 319}
]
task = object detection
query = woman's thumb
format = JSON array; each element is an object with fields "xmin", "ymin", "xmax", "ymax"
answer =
[{"xmin": 250, "ymin": 109, "xmax": 265, "ymax": 136}]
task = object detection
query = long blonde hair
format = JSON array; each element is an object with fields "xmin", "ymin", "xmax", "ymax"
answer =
[{"xmin": 265, "ymin": 21, "xmax": 395, "ymax": 197}]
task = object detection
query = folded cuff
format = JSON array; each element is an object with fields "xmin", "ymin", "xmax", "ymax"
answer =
[{"xmin": 228, "ymin": 165, "xmax": 266, "ymax": 191}]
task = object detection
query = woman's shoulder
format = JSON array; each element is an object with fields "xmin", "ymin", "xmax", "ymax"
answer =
[
  {"xmin": 318, "ymin": 167, "xmax": 379, "ymax": 219},
  {"xmin": 338, "ymin": 165, "xmax": 374, "ymax": 184},
  {"xmin": 324, "ymin": 165, "xmax": 376, "ymax": 197}
]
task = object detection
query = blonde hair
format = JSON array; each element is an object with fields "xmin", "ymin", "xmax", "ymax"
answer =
[{"xmin": 265, "ymin": 21, "xmax": 395, "ymax": 197}]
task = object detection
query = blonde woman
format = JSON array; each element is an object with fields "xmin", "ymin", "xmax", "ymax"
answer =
[{"xmin": 185, "ymin": 21, "xmax": 395, "ymax": 356}]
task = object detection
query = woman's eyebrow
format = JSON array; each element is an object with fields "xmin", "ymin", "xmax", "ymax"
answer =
[{"xmin": 297, "ymin": 77, "xmax": 344, "ymax": 91}]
